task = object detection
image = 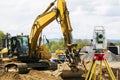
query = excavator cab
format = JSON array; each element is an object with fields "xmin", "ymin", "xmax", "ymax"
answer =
[{"xmin": 11, "ymin": 35, "xmax": 29, "ymax": 61}]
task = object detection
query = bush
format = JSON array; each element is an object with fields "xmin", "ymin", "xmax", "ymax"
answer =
[
  {"xmin": 0, "ymin": 30, "xmax": 5, "ymax": 48},
  {"xmin": 46, "ymin": 38, "xmax": 90, "ymax": 53}
]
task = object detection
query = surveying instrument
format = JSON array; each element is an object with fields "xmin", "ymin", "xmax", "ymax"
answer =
[{"xmin": 85, "ymin": 26, "xmax": 116, "ymax": 80}]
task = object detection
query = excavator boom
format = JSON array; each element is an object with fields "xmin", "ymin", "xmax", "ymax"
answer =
[
  {"xmin": 29, "ymin": 0, "xmax": 73, "ymax": 59},
  {"xmin": 57, "ymin": 0, "xmax": 73, "ymax": 45},
  {"xmin": 30, "ymin": 10, "xmax": 57, "ymax": 53}
]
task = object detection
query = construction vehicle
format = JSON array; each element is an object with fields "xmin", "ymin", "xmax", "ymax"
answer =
[
  {"xmin": 0, "ymin": 33, "xmax": 56, "ymax": 73},
  {"xmin": 0, "ymin": 33, "xmax": 13, "ymax": 62},
  {"xmin": 0, "ymin": 0, "xmax": 82, "ymax": 77},
  {"xmin": 52, "ymin": 49, "xmax": 66, "ymax": 63}
]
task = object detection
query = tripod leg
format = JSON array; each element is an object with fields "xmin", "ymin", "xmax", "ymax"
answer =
[
  {"xmin": 104, "ymin": 60, "xmax": 116, "ymax": 80},
  {"xmin": 85, "ymin": 60, "xmax": 97, "ymax": 80},
  {"xmin": 85, "ymin": 61, "xmax": 94, "ymax": 80},
  {"xmin": 100, "ymin": 61, "xmax": 102, "ymax": 80},
  {"xmin": 93, "ymin": 63, "xmax": 96, "ymax": 80}
]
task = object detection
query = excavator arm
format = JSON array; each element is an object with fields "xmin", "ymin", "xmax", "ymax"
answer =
[
  {"xmin": 30, "ymin": 9, "xmax": 57, "ymax": 52},
  {"xmin": 29, "ymin": 0, "xmax": 81, "ymax": 71},
  {"xmin": 29, "ymin": 9, "xmax": 58, "ymax": 59},
  {"xmin": 29, "ymin": 0, "xmax": 73, "ymax": 59},
  {"xmin": 57, "ymin": 0, "xmax": 73, "ymax": 45}
]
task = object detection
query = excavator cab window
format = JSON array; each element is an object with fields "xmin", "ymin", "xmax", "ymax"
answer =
[
  {"xmin": 11, "ymin": 36, "xmax": 29, "ymax": 59},
  {"xmin": 58, "ymin": 54, "xmax": 66, "ymax": 62},
  {"xmin": 17, "ymin": 36, "xmax": 29, "ymax": 58}
]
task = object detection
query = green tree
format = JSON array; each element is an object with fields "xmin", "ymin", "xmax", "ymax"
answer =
[
  {"xmin": 0, "ymin": 30, "xmax": 5, "ymax": 38},
  {"xmin": 107, "ymin": 41, "xmax": 120, "ymax": 46},
  {"xmin": 46, "ymin": 38, "xmax": 65, "ymax": 53},
  {"xmin": 75, "ymin": 39, "xmax": 89, "ymax": 49},
  {"xmin": 115, "ymin": 42, "xmax": 120, "ymax": 46},
  {"xmin": 46, "ymin": 38, "xmax": 90, "ymax": 53},
  {"xmin": 0, "ymin": 30, "xmax": 5, "ymax": 48}
]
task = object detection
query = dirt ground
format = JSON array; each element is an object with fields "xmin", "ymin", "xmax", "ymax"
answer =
[
  {"xmin": 0, "ymin": 64, "xmax": 120, "ymax": 80},
  {"xmin": 0, "ymin": 68, "xmax": 86, "ymax": 80},
  {"xmin": 0, "ymin": 70, "xmax": 62, "ymax": 80},
  {"xmin": 0, "ymin": 53, "xmax": 120, "ymax": 80},
  {"xmin": 0, "ymin": 62, "xmax": 120, "ymax": 80}
]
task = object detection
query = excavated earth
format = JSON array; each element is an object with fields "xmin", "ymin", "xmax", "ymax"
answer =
[
  {"xmin": 0, "ymin": 68, "xmax": 86, "ymax": 80},
  {"xmin": 0, "ymin": 69, "xmax": 85, "ymax": 80},
  {"xmin": 0, "ymin": 70, "xmax": 62, "ymax": 80},
  {"xmin": 0, "ymin": 52, "xmax": 120, "ymax": 80}
]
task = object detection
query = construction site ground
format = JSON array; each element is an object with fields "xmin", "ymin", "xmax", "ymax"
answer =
[
  {"xmin": 0, "ymin": 62, "xmax": 120, "ymax": 80},
  {"xmin": 0, "ymin": 53, "xmax": 120, "ymax": 80}
]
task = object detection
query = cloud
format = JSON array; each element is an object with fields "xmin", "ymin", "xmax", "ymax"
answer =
[
  {"xmin": 0, "ymin": 0, "xmax": 120, "ymax": 39},
  {"xmin": 68, "ymin": 0, "xmax": 120, "ymax": 39},
  {"xmin": 0, "ymin": 0, "xmax": 53, "ymax": 35}
]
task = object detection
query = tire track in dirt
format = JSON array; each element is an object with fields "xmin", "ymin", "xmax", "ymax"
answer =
[{"xmin": 0, "ymin": 71, "xmax": 21, "ymax": 80}]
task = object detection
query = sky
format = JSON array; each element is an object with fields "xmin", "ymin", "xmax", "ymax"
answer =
[{"xmin": 0, "ymin": 0, "xmax": 120, "ymax": 39}]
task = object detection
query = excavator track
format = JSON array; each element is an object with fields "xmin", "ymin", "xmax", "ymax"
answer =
[{"xmin": 4, "ymin": 62, "xmax": 29, "ymax": 74}]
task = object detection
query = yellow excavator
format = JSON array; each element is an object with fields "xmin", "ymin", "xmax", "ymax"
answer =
[
  {"xmin": 0, "ymin": 0, "xmax": 82, "ymax": 77},
  {"xmin": 52, "ymin": 49, "xmax": 66, "ymax": 63},
  {"xmin": 31, "ymin": 0, "xmax": 82, "ymax": 78}
]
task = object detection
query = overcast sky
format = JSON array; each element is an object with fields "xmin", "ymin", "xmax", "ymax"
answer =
[{"xmin": 0, "ymin": 0, "xmax": 120, "ymax": 39}]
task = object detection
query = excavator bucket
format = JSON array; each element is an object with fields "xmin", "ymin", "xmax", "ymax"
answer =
[
  {"xmin": 52, "ymin": 63, "xmax": 85, "ymax": 79},
  {"xmin": 61, "ymin": 70, "xmax": 83, "ymax": 78}
]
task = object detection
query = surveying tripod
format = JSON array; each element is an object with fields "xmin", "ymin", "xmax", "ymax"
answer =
[{"xmin": 85, "ymin": 53, "xmax": 116, "ymax": 80}]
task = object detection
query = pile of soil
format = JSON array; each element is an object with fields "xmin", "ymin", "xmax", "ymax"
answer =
[
  {"xmin": 81, "ymin": 52, "xmax": 120, "ymax": 62},
  {"xmin": 0, "ymin": 69, "xmax": 86, "ymax": 80},
  {"xmin": 0, "ymin": 52, "xmax": 120, "ymax": 80},
  {"xmin": 0, "ymin": 70, "xmax": 62, "ymax": 80}
]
